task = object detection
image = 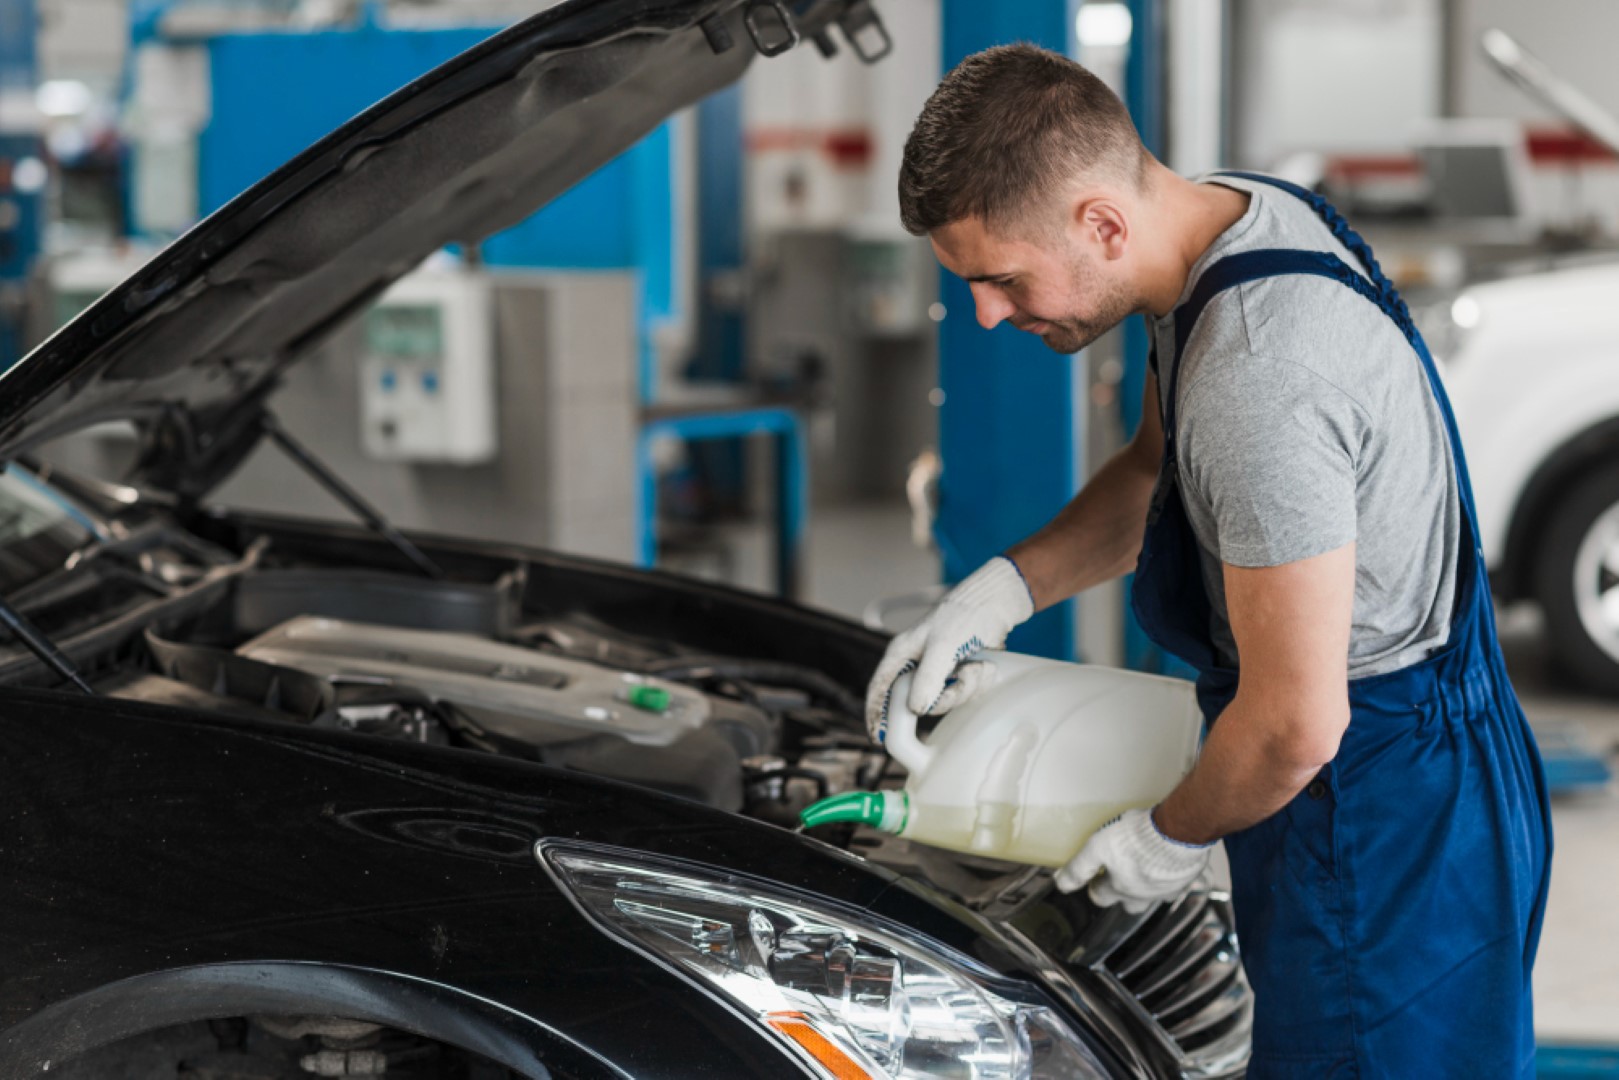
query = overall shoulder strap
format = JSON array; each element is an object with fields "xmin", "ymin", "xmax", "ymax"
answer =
[
  {"xmin": 1213, "ymin": 170, "xmax": 1414, "ymax": 333},
  {"xmin": 1208, "ymin": 178, "xmax": 1492, "ymax": 654},
  {"xmin": 1163, "ymin": 248, "xmax": 1382, "ymax": 443},
  {"xmin": 1168, "ymin": 230, "xmax": 1487, "ymax": 582}
]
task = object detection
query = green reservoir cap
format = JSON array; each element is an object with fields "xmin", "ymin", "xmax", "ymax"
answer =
[{"xmin": 627, "ymin": 685, "xmax": 671, "ymax": 712}]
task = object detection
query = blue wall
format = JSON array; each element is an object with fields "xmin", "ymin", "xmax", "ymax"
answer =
[
  {"xmin": 199, "ymin": 27, "xmax": 670, "ymax": 270},
  {"xmin": 195, "ymin": 25, "xmax": 675, "ymax": 392},
  {"xmin": 205, "ymin": 33, "xmax": 654, "ymax": 262}
]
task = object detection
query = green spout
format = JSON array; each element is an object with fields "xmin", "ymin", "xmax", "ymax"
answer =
[{"xmin": 800, "ymin": 790, "xmax": 908, "ymax": 834}]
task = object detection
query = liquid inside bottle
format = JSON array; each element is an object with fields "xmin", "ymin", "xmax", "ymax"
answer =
[
  {"xmin": 799, "ymin": 651, "xmax": 1202, "ymax": 868},
  {"xmin": 904, "ymin": 799, "xmax": 1145, "ymax": 867}
]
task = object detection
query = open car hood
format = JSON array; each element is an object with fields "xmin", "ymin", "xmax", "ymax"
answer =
[
  {"xmin": 0, "ymin": 0, "xmax": 886, "ymax": 497},
  {"xmin": 1481, "ymin": 28, "xmax": 1619, "ymax": 156}
]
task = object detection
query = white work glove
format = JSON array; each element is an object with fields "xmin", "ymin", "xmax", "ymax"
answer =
[
  {"xmin": 864, "ymin": 555, "xmax": 1035, "ymax": 744},
  {"xmin": 1054, "ymin": 807, "xmax": 1211, "ymax": 914}
]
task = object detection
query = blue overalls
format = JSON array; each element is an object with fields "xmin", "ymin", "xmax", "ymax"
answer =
[{"xmin": 1132, "ymin": 173, "xmax": 1554, "ymax": 1077}]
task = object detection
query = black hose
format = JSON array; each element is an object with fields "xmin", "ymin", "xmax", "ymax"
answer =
[
  {"xmin": 644, "ymin": 655, "xmax": 863, "ymax": 719},
  {"xmin": 0, "ymin": 602, "xmax": 94, "ymax": 694}
]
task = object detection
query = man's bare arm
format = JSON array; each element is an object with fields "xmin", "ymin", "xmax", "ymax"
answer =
[
  {"xmin": 1152, "ymin": 543, "xmax": 1356, "ymax": 844},
  {"xmin": 1007, "ymin": 371, "xmax": 1164, "ymax": 611}
]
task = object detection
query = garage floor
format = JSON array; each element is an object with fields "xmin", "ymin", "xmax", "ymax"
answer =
[{"xmin": 692, "ymin": 501, "xmax": 1619, "ymax": 1048}]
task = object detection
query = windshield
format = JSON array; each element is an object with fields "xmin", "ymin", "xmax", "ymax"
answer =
[{"xmin": 0, "ymin": 468, "xmax": 99, "ymax": 596}]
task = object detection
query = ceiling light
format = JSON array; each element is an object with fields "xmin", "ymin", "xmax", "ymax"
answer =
[
  {"xmin": 1076, "ymin": 3, "xmax": 1133, "ymax": 49},
  {"xmin": 36, "ymin": 80, "xmax": 93, "ymax": 119}
]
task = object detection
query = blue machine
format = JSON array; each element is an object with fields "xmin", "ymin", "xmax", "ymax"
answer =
[
  {"xmin": 0, "ymin": 0, "xmax": 43, "ymax": 371},
  {"xmin": 638, "ymin": 406, "xmax": 808, "ymax": 598},
  {"xmin": 1539, "ymin": 1046, "xmax": 1619, "ymax": 1079}
]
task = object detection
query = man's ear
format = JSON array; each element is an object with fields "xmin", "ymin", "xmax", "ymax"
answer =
[{"xmin": 1075, "ymin": 198, "xmax": 1129, "ymax": 261}]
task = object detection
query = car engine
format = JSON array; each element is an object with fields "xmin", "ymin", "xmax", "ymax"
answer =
[{"xmin": 104, "ymin": 564, "xmax": 888, "ymax": 826}]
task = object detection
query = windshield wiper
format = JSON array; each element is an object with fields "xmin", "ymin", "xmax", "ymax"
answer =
[
  {"xmin": 0, "ymin": 597, "xmax": 94, "ymax": 694},
  {"xmin": 258, "ymin": 413, "xmax": 445, "ymax": 580}
]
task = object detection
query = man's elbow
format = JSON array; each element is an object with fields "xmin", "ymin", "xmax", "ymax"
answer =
[{"xmin": 1263, "ymin": 701, "xmax": 1351, "ymax": 773}]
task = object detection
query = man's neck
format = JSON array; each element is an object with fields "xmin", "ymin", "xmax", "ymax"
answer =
[{"xmin": 1138, "ymin": 166, "xmax": 1251, "ymax": 318}]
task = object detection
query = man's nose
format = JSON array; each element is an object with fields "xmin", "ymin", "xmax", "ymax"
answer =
[{"xmin": 969, "ymin": 283, "xmax": 1014, "ymax": 330}]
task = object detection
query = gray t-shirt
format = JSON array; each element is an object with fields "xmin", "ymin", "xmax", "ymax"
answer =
[{"xmin": 1151, "ymin": 174, "xmax": 1460, "ymax": 678}]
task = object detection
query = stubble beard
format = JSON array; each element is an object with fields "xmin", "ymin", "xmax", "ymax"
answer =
[{"xmin": 1033, "ymin": 259, "xmax": 1138, "ymax": 355}]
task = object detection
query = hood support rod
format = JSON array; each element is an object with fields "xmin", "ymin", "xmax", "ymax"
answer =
[
  {"xmin": 0, "ymin": 600, "xmax": 94, "ymax": 694},
  {"xmin": 259, "ymin": 413, "xmax": 445, "ymax": 580}
]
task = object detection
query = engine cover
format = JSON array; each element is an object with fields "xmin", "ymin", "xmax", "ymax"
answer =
[
  {"xmin": 238, "ymin": 616, "xmax": 711, "ymax": 747},
  {"xmin": 232, "ymin": 616, "xmax": 775, "ymax": 809}
]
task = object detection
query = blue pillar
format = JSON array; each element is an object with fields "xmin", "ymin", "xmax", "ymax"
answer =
[
  {"xmin": 0, "ymin": 0, "xmax": 41, "ymax": 370},
  {"xmin": 684, "ymin": 85, "xmax": 749, "ymax": 513},
  {"xmin": 936, "ymin": 0, "xmax": 1080, "ymax": 661},
  {"xmin": 1120, "ymin": 0, "xmax": 1170, "ymax": 673},
  {"xmin": 0, "ymin": 0, "xmax": 38, "ymax": 115},
  {"xmin": 693, "ymin": 85, "xmax": 746, "ymax": 386}
]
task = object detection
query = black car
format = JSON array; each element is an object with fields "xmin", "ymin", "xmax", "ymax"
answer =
[{"xmin": 0, "ymin": 2, "xmax": 1253, "ymax": 1076}]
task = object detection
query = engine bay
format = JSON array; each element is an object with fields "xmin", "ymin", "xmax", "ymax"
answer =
[
  {"xmin": 0, "ymin": 481, "xmax": 1046, "ymax": 905},
  {"xmin": 0, "ymin": 486, "xmax": 1252, "ymax": 1080},
  {"xmin": 48, "ymin": 527, "xmax": 891, "ymax": 829}
]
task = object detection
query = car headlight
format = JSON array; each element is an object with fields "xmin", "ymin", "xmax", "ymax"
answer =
[
  {"xmin": 1414, "ymin": 292, "xmax": 1482, "ymax": 365},
  {"xmin": 538, "ymin": 841, "xmax": 1114, "ymax": 1080}
]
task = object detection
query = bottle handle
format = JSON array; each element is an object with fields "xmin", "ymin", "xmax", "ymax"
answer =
[{"xmin": 883, "ymin": 669, "xmax": 935, "ymax": 774}]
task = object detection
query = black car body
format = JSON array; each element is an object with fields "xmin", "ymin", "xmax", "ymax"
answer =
[{"xmin": 0, "ymin": 2, "xmax": 1253, "ymax": 1077}]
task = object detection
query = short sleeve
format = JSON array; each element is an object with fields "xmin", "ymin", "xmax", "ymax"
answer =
[{"xmin": 1178, "ymin": 356, "xmax": 1363, "ymax": 568}]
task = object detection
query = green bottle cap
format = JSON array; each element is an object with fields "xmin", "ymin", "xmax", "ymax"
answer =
[{"xmin": 626, "ymin": 684, "xmax": 671, "ymax": 712}]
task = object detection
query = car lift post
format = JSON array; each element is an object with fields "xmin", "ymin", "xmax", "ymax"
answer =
[
  {"xmin": 0, "ymin": 0, "xmax": 43, "ymax": 372},
  {"xmin": 934, "ymin": 0, "xmax": 1084, "ymax": 662}
]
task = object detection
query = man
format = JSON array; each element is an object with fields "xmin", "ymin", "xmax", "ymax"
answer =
[{"xmin": 869, "ymin": 44, "xmax": 1552, "ymax": 1077}]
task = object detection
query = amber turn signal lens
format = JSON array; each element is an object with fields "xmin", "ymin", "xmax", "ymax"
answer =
[{"xmin": 765, "ymin": 1011, "xmax": 874, "ymax": 1080}]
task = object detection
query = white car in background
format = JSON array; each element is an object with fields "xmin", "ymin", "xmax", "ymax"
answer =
[
  {"xmin": 1442, "ymin": 261, "xmax": 1619, "ymax": 692},
  {"xmin": 1438, "ymin": 30, "xmax": 1619, "ymax": 692}
]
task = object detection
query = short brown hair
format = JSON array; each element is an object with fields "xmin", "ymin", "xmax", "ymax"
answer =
[{"xmin": 898, "ymin": 44, "xmax": 1147, "ymax": 236}]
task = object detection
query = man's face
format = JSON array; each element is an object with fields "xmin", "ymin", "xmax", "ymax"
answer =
[{"xmin": 930, "ymin": 213, "xmax": 1137, "ymax": 355}]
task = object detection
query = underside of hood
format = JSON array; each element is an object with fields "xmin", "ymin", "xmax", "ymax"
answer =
[{"xmin": 0, "ymin": 0, "xmax": 879, "ymax": 497}]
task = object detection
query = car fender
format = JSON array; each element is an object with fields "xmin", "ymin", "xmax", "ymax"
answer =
[
  {"xmin": 2, "ymin": 690, "xmax": 868, "ymax": 1079},
  {"xmin": 0, "ymin": 960, "xmax": 624, "ymax": 1079}
]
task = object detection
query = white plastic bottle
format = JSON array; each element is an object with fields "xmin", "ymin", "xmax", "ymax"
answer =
[{"xmin": 802, "ymin": 651, "xmax": 1202, "ymax": 867}]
